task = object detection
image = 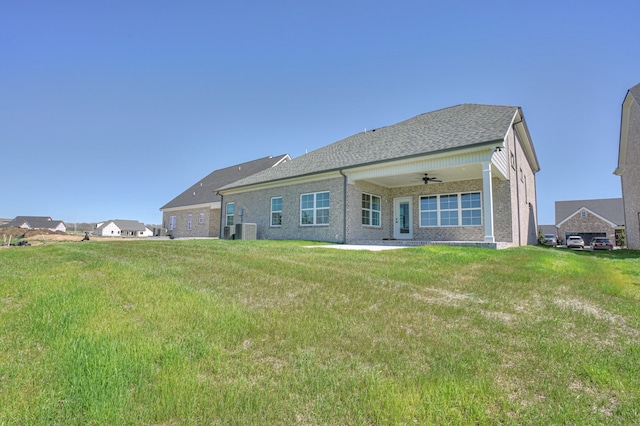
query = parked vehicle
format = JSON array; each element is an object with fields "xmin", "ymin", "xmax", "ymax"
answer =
[
  {"xmin": 590, "ymin": 237, "xmax": 614, "ymax": 250},
  {"xmin": 566, "ymin": 236, "xmax": 584, "ymax": 249},
  {"xmin": 542, "ymin": 234, "xmax": 557, "ymax": 247}
]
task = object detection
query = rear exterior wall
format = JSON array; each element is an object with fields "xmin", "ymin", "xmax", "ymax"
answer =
[
  {"xmin": 162, "ymin": 206, "xmax": 220, "ymax": 238},
  {"xmin": 621, "ymin": 98, "xmax": 640, "ymax": 249}
]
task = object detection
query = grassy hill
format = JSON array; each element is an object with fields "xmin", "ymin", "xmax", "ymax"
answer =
[{"xmin": 1, "ymin": 240, "xmax": 639, "ymax": 424}]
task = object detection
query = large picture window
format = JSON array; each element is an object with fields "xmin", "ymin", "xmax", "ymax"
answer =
[
  {"xmin": 301, "ymin": 191, "xmax": 330, "ymax": 225},
  {"xmin": 225, "ymin": 202, "xmax": 234, "ymax": 226},
  {"xmin": 271, "ymin": 197, "xmax": 282, "ymax": 226},
  {"xmin": 362, "ymin": 193, "xmax": 381, "ymax": 227},
  {"xmin": 168, "ymin": 215, "xmax": 176, "ymax": 231},
  {"xmin": 420, "ymin": 192, "xmax": 482, "ymax": 227}
]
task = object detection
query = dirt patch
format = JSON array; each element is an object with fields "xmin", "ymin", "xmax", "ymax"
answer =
[{"xmin": 0, "ymin": 227, "xmax": 114, "ymax": 247}]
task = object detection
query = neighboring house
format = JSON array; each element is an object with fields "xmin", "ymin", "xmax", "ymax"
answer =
[
  {"xmin": 3, "ymin": 216, "xmax": 66, "ymax": 232},
  {"xmin": 218, "ymin": 104, "xmax": 540, "ymax": 248},
  {"xmin": 94, "ymin": 220, "xmax": 152, "ymax": 237},
  {"xmin": 538, "ymin": 224, "xmax": 557, "ymax": 238},
  {"xmin": 555, "ymin": 198, "xmax": 624, "ymax": 246},
  {"xmin": 614, "ymin": 82, "xmax": 640, "ymax": 250},
  {"xmin": 160, "ymin": 155, "xmax": 290, "ymax": 238}
]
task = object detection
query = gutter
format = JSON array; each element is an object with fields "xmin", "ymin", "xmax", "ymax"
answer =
[{"xmin": 217, "ymin": 191, "xmax": 224, "ymax": 239}]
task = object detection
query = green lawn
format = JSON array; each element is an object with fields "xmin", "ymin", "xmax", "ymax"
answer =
[{"xmin": 1, "ymin": 240, "xmax": 639, "ymax": 424}]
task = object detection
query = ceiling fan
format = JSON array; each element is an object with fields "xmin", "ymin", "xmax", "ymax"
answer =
[{"xmin": 420, "ymin": 173, "xmax": 442, "ymax": 184}]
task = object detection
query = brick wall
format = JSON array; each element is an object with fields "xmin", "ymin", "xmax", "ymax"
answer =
[
  {"xmin": 162, "ymin": 205, "xmax": 220, "ymax": 238},
  {"xmin": 222, "ymin": 176, "xmax": 346, "ymax": 243},
  {"xmin": 621, "ymin": 99, "xmax": 640, "ymax": 249},
  {"xmin": 506, "ymin": 126, "xmax": 538, "ymax": 245}
]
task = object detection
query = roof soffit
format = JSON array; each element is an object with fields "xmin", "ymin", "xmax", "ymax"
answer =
[
  {"xmin": 512, "ymin": 109, "xmax": 540, "ymax": 172},
  {"xmin": 345, "ymin": 146, "xmax": 502, "ymax": 186}
]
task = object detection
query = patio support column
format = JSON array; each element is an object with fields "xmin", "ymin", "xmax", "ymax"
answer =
[{"xmin": 482, "ymin": 161, "xmax": 495, "ymax": 243}]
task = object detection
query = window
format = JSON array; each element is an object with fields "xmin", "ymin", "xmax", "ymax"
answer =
[
  {"xmin": 420, "ymin": 196, "xmax": 438, "ymax": 227},
  {"xmin": 168, "ymin": 216, "xmax": 176, "ymax": 231},
  {"xmin": 199, "ymin": 213, "xmax": 205, "ymax": 224},
  {"xmin": 361, "ymin": 193, "xmax": 381, "ymax": 227},
  {"xmin": 419, "ymin": 192, "xmax": 482, "ymax": 227},
  {"xmin": 581, "ymin": 211, "xmax": 587, "ymax": 218},
  {"xmin": 187, "ymin": 214, "xmax": 192, "ymax": 230},
  {"xmin": 301, "ymin": 191, "xmax": 330, "ymax": 225},
  {"xmin": 461, "ymin": 192, "xmax": 482, "ymax": 225},
  {"xmin": 440, "ymin": 194, "xmax": 459, "ymax": 226},
  {"xmin": 271, "ymin": 197, "xmax": 282, "ymax": 226},
  {"xmin": 225, "ymin": 202, "xmax": 234, "ymax": 226}
]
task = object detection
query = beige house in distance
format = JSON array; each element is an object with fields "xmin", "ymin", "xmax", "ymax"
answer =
[
  {"xmin": 614, "ymin": 82, "xmax": 640, "ymax": 250},
  {"xmin": 160, "ymin": 155, "xmax": 290, "ymax": 238},
  {"xmin": 218, "ymin": 104, "xmax": 540, "ymax": 248},
  {"xmin": 555, "ymin": 198, "xmax": 624, "ymax": 246}
]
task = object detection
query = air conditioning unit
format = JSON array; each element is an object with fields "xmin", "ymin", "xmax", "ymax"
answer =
[
  {"xmin": 235, "ymin": 223, "xmax": 257, "ymax": 240},
  {"xmin": 223, "ymin": 226, "xmax": 235, "ymax": 240}
]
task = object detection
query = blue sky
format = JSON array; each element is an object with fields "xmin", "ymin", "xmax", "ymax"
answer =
[{"xmin": 1, "ymin": 1, "xmax": 638, "ymax": 226}]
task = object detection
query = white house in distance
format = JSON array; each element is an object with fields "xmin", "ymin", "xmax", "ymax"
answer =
[
  {"xmin": 94, "ymin": 220, "xmax": 152, "ymax": 237},
  {"xmin": 4, "ymin": 216, "xmax": 66, "ymax": 232}
]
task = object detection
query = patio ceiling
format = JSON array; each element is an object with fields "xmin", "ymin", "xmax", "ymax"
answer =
[{"xmin": 360, "ymin": 163, "xmax": 485, "ymax": 188}]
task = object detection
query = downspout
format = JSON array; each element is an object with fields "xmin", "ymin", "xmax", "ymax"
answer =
[
  {"xmin": 339, "ymin": 170, "xmax": 348, "ymax": 244},
  {"xmin": 217, "ymin": 192, "xmax": 224, "ymax": 239}
]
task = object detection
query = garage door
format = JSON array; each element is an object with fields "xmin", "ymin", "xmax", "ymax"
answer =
[{"xmin": 565, "ymin": 232, "xmax": 606, "ymax": 245}]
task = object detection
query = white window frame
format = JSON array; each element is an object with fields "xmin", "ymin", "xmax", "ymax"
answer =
[
  {"xmin": 168, "ymin": 215, "xmax": 176, "ymax": 231},
  {"xmin": 419, "ymin": 192, "xmax": 482, "ymax": 227},
  {"xmin": 361, "ymin": 193, "xmax": 381, "ymax": 227},
  {"xmin": 300, "ymin": 191, "xmax": 330, "ymax": 226},
  {"xmin": 225, "ymin": 202, "xmax": 235, "ymax": 226},
  {"xmin": 271, "ymin": 197, "xmax": 282, "ymax": 227},
  {"xmin": 187, "ymin": 214, "xmax": 193, "ymax": 230}
]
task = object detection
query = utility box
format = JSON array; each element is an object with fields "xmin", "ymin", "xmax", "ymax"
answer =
[
  {"xmin": 223, "ymin": 226, "xmax": 235, "ymax": 240},
  {"xmin": 235, "ymin": 223, "xmax": 257, "ymax": 240}
]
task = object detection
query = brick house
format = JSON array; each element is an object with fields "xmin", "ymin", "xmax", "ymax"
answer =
[
  {"xmin": 555, "ymin": 198, "xmax": 624, "ymax": 246},
  {"xmin": 218, "ymin": 104, "xmax": 540, "ymax": 248},
  {"xmin": 614, "ymin": 82, "xmax": 640, "ymax": 250},
  {"xmin": 160, "ymin": 155, "xmax": 290, "ymax": 238}
]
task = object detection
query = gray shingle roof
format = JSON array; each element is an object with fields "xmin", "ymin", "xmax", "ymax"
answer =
[
  {"xmin": 161, "ymin": 155, "xmax": 290, "ymax": 209},
  {"xmin": 555, "ymin": 198, "xmax": 624, "ymax": 226},
  {"xmin": 4, "ymin": 216, "xmax": 64, "ymax": 229},
  {"xmin": 220, "ymin": 104, "xmax": 520, "ymax": 191}
]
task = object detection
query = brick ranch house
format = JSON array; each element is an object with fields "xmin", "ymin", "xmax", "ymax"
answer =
[
  {"xmin": 160, "ymin": 155, "xmax": 290, "ymax": 238},
  {"xmin": 554, "ymin": 198, "xmax": 624, "ymax": 246},
  {"xmin": 614, "ymin": 82, "xmax": 640, "ymax": 250},
  {"xmin": 218, "ymin": 104, "xmax": 541, "ymax": 248}
]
